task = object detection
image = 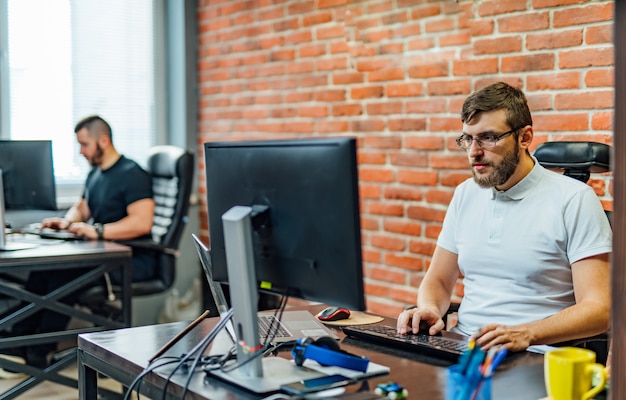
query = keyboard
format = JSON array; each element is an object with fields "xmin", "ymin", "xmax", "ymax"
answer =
[
  {"xmin": 19, "ymin": 226, "xmax": 85, "ymax": 241},
  {"xmin": 257, "ymin": 314, "xmax": 290, "ymax": 339},
  {"xmin": 342, "ymin": 324, "xmax": 468, "ymax": 361}
]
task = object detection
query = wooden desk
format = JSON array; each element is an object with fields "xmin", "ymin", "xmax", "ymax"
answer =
[
  {"xmin": 77, "ymin": 308, "xmax": 550, "ymax": 400},
  {"xmin": 0, "ymin": 239, "xmax": 132, "ymax": 400}
]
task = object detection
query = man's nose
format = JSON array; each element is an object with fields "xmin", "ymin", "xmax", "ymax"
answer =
[{"xmin": 467, "ymin": 139, "xmax": 483, "ymax": 157}]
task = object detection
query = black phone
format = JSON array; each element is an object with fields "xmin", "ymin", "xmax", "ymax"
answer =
[{"xmin": 280, "ymin": 374, "xmax": 356, "ymax": 395}]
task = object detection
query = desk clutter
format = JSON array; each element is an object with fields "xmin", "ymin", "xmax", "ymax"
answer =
[{"xmin": 445, "ymin": 342, "xmax": 507, "ymax": 400}]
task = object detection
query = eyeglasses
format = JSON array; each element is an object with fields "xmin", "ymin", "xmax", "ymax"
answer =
[{"xmin": 455, "ymin": 126, "xmax": 523, "ymax": 150}]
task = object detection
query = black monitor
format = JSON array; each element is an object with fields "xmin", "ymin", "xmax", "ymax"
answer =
[
  {"xmin": 204, "ymin": 137, "xmax": 365, "ymax": 390},
  {"xmin": 205, "ymin": 137, "xmax": 365, "ymax": 310},
  {"xmin": 0, "ymin": 140, "xmax": 57, "ymax": 210}
]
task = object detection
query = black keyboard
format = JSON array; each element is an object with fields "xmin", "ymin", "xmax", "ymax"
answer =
[{"xmin": 342, "ymin": 324, "xmax": 468, "ymax": 361}]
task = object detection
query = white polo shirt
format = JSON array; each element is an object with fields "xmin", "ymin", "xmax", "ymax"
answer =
[{"xmin": 437, "ymin": 159, "xmax": 612, "ymax": 336}]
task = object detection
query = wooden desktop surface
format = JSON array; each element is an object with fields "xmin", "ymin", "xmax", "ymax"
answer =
[{"xmin": 78, "ymin": 304, "xmax": 549, "ymax": 400}]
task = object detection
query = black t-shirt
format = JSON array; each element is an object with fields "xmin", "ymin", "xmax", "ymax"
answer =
[
  {"xmin": 83, "ymin": 155, "xmax": 152, "ymax": 226},
  {"xmin": 83, "ymin": 155, "xmax": 156, "ymax": 282}
]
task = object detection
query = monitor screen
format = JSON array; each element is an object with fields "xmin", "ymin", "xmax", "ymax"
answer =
[
  {"xmin": 204, "ymin": 137, "xmax": 365, "ymax": 311},
  {"xmin": 0, "ymin": 140, "xmax": 57, "ymax": 210}
]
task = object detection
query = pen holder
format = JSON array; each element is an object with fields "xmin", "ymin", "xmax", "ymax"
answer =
[{"xmin": 446, "ymin": 364, "xmax": 492, "ymax": 400}]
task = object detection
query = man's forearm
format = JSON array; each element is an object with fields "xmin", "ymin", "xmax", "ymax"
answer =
[{"xmin": 517, "ymin": 301, "xmax": 609, "ymax": 346}]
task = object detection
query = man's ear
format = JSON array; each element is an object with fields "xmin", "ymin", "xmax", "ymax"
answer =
[
  {"xmin": 519, "ymin": 125, "xmax": 533, "ymax": 149},
  {"xmin": 98, "ymin": 133, "xmax": 112, "ymax": 148}
]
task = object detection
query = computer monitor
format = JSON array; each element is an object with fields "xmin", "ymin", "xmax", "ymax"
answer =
[
  {"xmin": 204, "ymin": 137, "xmax": 365, "ymax": 391},
  {"xmin": 0, "ymin": 140, "xmax": 57, "ymax": 210}
]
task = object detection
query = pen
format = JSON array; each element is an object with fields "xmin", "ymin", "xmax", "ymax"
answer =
[
  {"xmin": 148, "ymin": 310, "xmax": 210, "ymax": 363},
  {"xmin": 485, "ymin": 348, "xmax": 507, "ymax": 376}
]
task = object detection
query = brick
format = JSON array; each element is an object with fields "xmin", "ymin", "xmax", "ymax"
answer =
[
  {"xmin": 453, "ymin": 58, "xmax": 498, "ymax": 75},
  {"xmin": 369, "ymin": 67, "xmax": 405, "ymax": 82},
  {"xmin": 554, "ymin": 90, "xmax": 613, "ymax": 110},
  {"xmin": 317, "ymin": 57, "xmax": 348, "ymax": 71},
  {"xmin": 333, "ymin": 72, "xmax": 365, "ymax": 85},
  {"xmin": 370, "ymin": 266, "xmax": 409, "ymax": 284},
  {"xmin": 498, "ymin": 12, "xmax": 549, "ymax": 32},
  {"xmin": 387, "ymin": 82, "xmax": 424, "ymax": 97},
  {"xmin": 408, "ymin": 239, "xmax": 437, "ymax": 256},
  {"xmin": 371, "ymin": 234, "xmax": 406, "ymax": 251},
  {"xmin": 363, "ymin": 136, "xmax": 403, "ymax": 149},
  {"xmin": 554, "ymin": 3, "xmax": 614, "ymax": 28},
  {"xmin": 406, "ymin": 98, "xmax": 448, "ymax": 114},
  {"xmin": 406, "ymin": 136, "xmax": 445, "ymax": 150},
  {"xmin": 408, "ymin": 63, "xmax": 449, "ymax": 79},
  {"xmin": 367, "ymin": 101, "xmax": 404, "ymax": 115},
  {"xmin": 385, "ymin": 253, "xmax": 423, "ymax": 270},
  {"xmin": 317, "ymin": 25, "xmax": 345, "ymax": 40},
  {"xmin": 318, "ymin": 120, "xmax": 350, "ymax": 133},
  {"xmin": 389, "ymin": 152, "xmax": 430, "ymax": 168},
  {"xmin": 351, "ymin": 86, "xmax": 384, "ymax": 99},
  {"xmin": 585, "ymin": 69, "xmax": 614, "ymax": 88},
  {"xmin": 559, "ymin": 48, "xmax": 614, "ymax": 68},
  {"xmin": 425, "ymin": 189, "xmax": 454, "ymax": 205},
  {"xmin": 586, "ymin": 24, "xmax": 613, "ymax": 44},
  {"xmin": 477, "ymin": 0, "xmax": 527, "ymax": 16},
  {"xmin": 527, "ymin": 72, "xmax": 581, "ymax": 91},
  {"xmin": 384, "ymin": 186, "xmax": 423, "ymax": 201},
  {"xmin": 533, "ymin": 114, "xmax": 589, "ymax": 131},
  {"xmin": 474, "ymin": 36, "xmax": 522, "ymax": 55},
  {"xmin": 303, "ymin": 11, "xmax": 332, "ymax": 27},
  {"xmin": 360, "ymin": 167, "xmax": 396, "ymax": 182},
  {"xmin": 427, "ymin": 80, "xmax": 471, "ymax": 96},
  {"xmin": 332, "ymin": 104, "xmax": 363, "ymax": 116},
  {"xmin": 527, "ymin": 29, "xmax": 583, "ymax": 50},
  {"xmin": 359, "ymin": 151, "xmax": 387, "ymax": 165},
  {"xmin": 384, "ymin": 219, "xmax": 422, "ymax": 236},
  {"xmin": 314, "ymin": 89, "xmax": 345, "ymax": 102},
  {"xmin": 407, "ymin": 205, "xmax": 447, "ymax": 223},
  {"xmin": 388, "ymin": 118, "xmax": 427, "ymax": 132},
  {"xmin": 368, "ymin": 201, "xmax": 405, "ymax": 218},
  {"xmin": 591, "ymin": 112, "xmax": 613, "ymax": 130},
  {"xmin": 502, "ymin": 53, "xmax": 555, "ymax": 72},
  {"xmin": 398, "ymin": 170, "xmax": 439, "ymax": 186}
]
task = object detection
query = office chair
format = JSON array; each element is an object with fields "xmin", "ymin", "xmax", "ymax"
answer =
[
  {"xmin": 443, "ymin": 141, "xmax": 611, "ymax": 363},
  {"xmin": 81, "ymin": 145, "xmax": 195, "ymax": 319}
]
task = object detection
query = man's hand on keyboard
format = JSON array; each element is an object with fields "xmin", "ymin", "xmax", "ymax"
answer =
[
  {"xmin": 469, "ymin": 323, "xmax": 532, "ymax": 352},
  {"xmin": 41, "ymin": 217, "xmax": 71, "ymax": 231},
  {"xmin": 396, "ymin": 306, "xmax": 445, "ymax": 336}
]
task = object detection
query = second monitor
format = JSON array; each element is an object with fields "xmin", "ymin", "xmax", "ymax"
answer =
[{"xmin": 0, "ymin": 140, "xmax": 57, "ymax": 211}]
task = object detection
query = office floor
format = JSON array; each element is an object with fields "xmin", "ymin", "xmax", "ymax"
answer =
[{"xmin": 0, "ymin": 362, "xmax": 123, "ymax": 400}]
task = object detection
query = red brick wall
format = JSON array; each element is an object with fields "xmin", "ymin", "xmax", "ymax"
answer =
[{"xmin": 196, "ymin": 0, "xmax": 615, "ymax": 317}]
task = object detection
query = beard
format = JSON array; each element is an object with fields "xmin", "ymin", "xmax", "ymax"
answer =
[
  {"xmin": 471, "ymin": 142, "xmax": 520, "ymax": 189},
  {"xmin": 89, "ymin": 143, "xmax": 104, "ymax": 167}
]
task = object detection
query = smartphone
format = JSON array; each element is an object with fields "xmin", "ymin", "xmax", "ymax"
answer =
[{"xmin": 280, "ymin": 374, "xmax": 356, "ymax": 395}]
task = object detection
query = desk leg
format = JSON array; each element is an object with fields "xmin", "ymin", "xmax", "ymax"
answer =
[
  {"xmin": 121, "ymin": 258, "xmax": 132, "ymax": 326},
  {"xmin": 77, "ymin": 348, "xmax": 98, "ymax": 400}
]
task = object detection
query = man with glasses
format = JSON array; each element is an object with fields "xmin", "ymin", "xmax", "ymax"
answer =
[{"xmin": 397, "ymin": 82, "xmax": 611, "ymax": 354}]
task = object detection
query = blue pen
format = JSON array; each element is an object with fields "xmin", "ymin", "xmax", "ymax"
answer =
[{"xmin": 486, "ymin": 348, "xmax": 508, "ymax": 376}]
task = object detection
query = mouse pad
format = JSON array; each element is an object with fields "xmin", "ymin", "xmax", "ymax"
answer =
[{"xmin": 318, "ymin": 311, "xmax": 384, "ymax": 326}]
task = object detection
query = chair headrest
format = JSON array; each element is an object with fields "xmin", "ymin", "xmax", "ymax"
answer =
[
  {"xmin": 533, "ymin": 141, "xmax": 610, "ymax": 174},
  {"xmin": 147, "ymin": 146, "xmax": 187, "ymax": 178}
]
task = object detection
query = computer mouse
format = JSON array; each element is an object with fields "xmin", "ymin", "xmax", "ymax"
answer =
[{"xmin": 317, "ymin": 306, "xmax": 351, "ymax": 322}]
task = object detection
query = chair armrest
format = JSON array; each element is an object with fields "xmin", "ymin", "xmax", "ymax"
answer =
[{"xmin": 115, "ymin": 239, "xmax": 179, "ymax": 256}]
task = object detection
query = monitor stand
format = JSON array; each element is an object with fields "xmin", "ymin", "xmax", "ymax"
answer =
[{"xmin": 207, "ymin": 205, "xmax": 326, "ymax": 394}]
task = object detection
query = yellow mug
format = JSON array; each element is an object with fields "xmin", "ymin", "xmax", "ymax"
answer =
[{"xmin": 544, "ymin": 347, "xmax": 607, "ymax": 400}]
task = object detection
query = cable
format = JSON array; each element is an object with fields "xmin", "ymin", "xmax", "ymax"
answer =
[
  {"xmin": 158, "ymin": 308, "xmax": 234, "ymax": 400},
  {"xmin": 122, "ymin": 357, "xmax": 181, "ymax": 400}
]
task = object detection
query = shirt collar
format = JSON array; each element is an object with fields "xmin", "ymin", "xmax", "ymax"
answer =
[{"xmin": 491, "ymin": 156, "xmax": 542, "ymax": 201}]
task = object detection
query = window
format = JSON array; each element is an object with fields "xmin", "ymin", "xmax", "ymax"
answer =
[{"xmin": 1, "ymin": 0, "xmax": 159, "ymax": 201}]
